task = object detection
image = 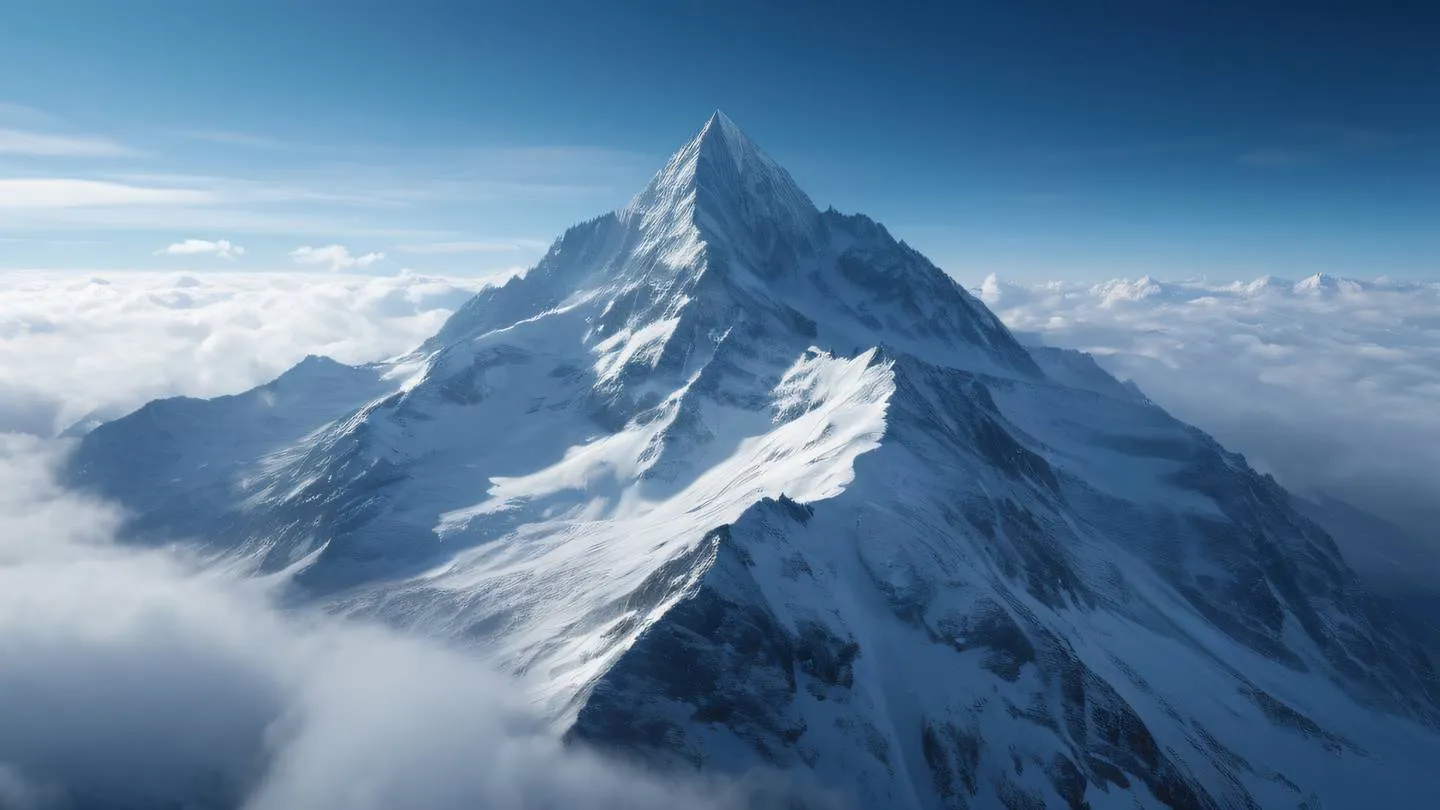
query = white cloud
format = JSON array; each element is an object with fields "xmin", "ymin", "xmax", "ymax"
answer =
[
  {"xmin": 0, "ymin": 270, "xmax": 505, "ymax": 436},
  {"xmin": 289, "ymin": 244, "xmax": 385, "ymax": 272},
  {"xmin": 0, "ymin": 128, "xmax": 134, "ymax": 157},
  {"xmin": 0, "ymin": 178, "xmax": 214, "ymax": 208},
  {"xmin": 981, "ymin": 272, "xmax": 1440, "ymax": 535},
  {"xmin": 155, "ymin": 238, "xmax": 246, "ymax": 260},
  {"xmin": 0, "ymin": 436, "xmax": 803, "ymax": 810}
]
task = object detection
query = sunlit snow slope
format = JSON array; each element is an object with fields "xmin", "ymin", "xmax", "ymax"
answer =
[{"xmin": 72, "ymin": 112, "xmax": 1440, "ymax": 810}]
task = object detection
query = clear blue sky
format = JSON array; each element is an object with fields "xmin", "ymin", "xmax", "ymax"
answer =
[{"xmin": 1, "ymin": 0, "xmax": 1436, "ymax": 282}]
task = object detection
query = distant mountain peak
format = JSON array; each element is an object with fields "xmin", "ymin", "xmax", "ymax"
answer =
[{"xmin": 1294, "ymin": 272, "xmax": 1364, "ymax": 295}]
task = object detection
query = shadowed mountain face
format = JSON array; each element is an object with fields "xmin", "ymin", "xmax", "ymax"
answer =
[
  {"xmin": 71, "ymin": 112, "xmax": 1440, "ymax": 809},
  {"xmin": 1292, "ymin": 493, "xmax": 1440, "ymax": 667}
]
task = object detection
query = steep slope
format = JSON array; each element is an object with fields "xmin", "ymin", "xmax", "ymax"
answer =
[{"xmin": 71, "ymin": 112, "xmax": 1440, "ymax": 809}]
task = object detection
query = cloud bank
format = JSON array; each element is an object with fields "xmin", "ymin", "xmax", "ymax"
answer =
[
  {"xmin": 980, "ymin": 272, "xmax": 1440, "ymax": 537},
  {"xmin": 0, "ymin": 270, "xmax": 499, "ymax": 437}
]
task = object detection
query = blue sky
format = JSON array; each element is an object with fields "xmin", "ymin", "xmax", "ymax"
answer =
[{"xmin": 0, "ymin": 0, "xmax": 1436, "ymax": 282}]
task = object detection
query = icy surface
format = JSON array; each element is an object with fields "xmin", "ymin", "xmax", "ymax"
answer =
[{"xmin": 71, "ymin": 112, "xmax": 1440, "ymax": 809}]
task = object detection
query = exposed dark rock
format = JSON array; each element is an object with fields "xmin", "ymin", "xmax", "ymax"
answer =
[
  {"xmin": 1241, "ymin": 686, "xmax": 1354, "ymax": 755},
  {"xmin": 930, "ymin": 600, "xmax": 1036, "ymax": 682},
  {"xmin": 1044, "ymin": 753, "xmax": 1090, "ymax": 810},
  {"xmin": 996, "ymin": 774, "xmax": 1048, "ymax": 810},
  {"xmin": 794, "ymin": 620, "xmax": 860, "ymax": 689}
]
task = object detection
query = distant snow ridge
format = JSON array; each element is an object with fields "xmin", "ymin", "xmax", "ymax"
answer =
[
  {"xmin": 1090, "ymin": 275, "xmax": 1167, "ymax": 306},
  {"xmin": 71, "ymin": 112, "xmax": 1440, "ymax": 809},
  {"xmin": 1291, "ymin": 272, "xmax": 1366, "ymax": 296}
]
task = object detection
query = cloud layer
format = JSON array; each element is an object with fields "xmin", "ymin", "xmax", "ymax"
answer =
[
  {"xmin": 981, "ymin": 273, "xmax": 1440, "ymax": 536},
  {"xmin": 0, "ymin": 270, "xmax": 498, "ymax": 437}
]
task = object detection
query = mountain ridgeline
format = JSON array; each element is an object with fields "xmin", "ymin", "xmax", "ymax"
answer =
[{"xmin": 71, "ymin": 113, "xmax": 1440, "ymax": 809}]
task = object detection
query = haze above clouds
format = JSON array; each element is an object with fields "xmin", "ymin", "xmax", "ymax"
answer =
[{"xmin": 981, "ymin": 273, "xmax": 1440, "ymax": 542}]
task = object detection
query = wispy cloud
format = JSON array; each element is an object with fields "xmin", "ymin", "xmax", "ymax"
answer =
[
  {"xmin": 100, "ymin": 172, "xmax": 408, "ymax": 207},
  {"xmin": 415, "ymin": 144, "xmax": 657, "ymax": 201},
  {"xmin": 175, "ymin": 130, "xmax": 292, "ymax": 150},
  {"xmin": 1039, "ymin": 124, "xmax": 1406, "ymax": 172},
  {"xmin": 0, "ymin": 171, "xmax": 450, "ymax": 237},
  {"xmin": 1303, "ymin": 124, "xmax": 1403, "ymax": 152},
  {"xmin": 455, "ymin": 145, "xmax": 654, "ymax": 177},
  {"xmin": 0, "ymin": 205, "xmax": 450, "ymax": 239},
  {"xmin": 0, "ymin": 117, "xmax": 652, "ymax": 248},
  {"xmin": 0, "ymin": 179, "xmax": 214, "ymax": 208},
  {"xmin": 394, "ymin": 239, "xmax": 548, "ymax": 255},
  {"xmin": 0, "ymin": 102, "xmax": 136, "ymax": 157},
  {"xmin": 290, "ymin": 244, "xmax": 385, "ymax": 272},
  {"xmin": 0, "ymin": 128, "xmax": 136, "ymax": 157},
  {"xmin": 0, "ymin": 101, "xmax": 61, "ymax": 128},
  {"xmin": 1236, "ymin": 125, "xmax": 1404, "ymax": 169},
  {"xmin": 1034, "ymin": 135, "xmax": 1232, "ymax": 163},
  {"xmin": 155, "ymin": 238, "xmax": 246, "ymax": 260}
]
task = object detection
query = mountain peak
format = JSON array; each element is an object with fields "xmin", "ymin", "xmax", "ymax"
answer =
[
  {"xmin": 705, "ymin": 108, "xmax": 738, "ymax": 128},
  {"xmin": 1294, "ymin": 272, "xmax": 1364, "ymax": 295},
  {"xmin": 701, "ymin": 108, "xmax": 742, "ymax": 138},
  {"xmin": 696, "ymin": 109, "xmax": 757, "ymax": 164},
  {"xmin": 626, "ymin": 112, "xmax": 822, "ymax": 259}
]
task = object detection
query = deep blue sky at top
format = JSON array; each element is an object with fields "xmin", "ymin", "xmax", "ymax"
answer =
[{"xmin": 0, "ymin": 0, "xmax": 1435, "ymax": 281}]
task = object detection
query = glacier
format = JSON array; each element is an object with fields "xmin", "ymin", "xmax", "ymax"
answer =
[{"xmin": 70, "ymin": 112, "xmax": 1440, "ymax": 809}]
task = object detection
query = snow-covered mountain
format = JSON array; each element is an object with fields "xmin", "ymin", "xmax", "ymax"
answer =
[
  {"xmin": 1291, "ymin": 273, "xmax": 1367, "ymax": 296},
  {"xmin": 71, "ymin": 112, "xmax": 1440, "ymax": 809}
]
